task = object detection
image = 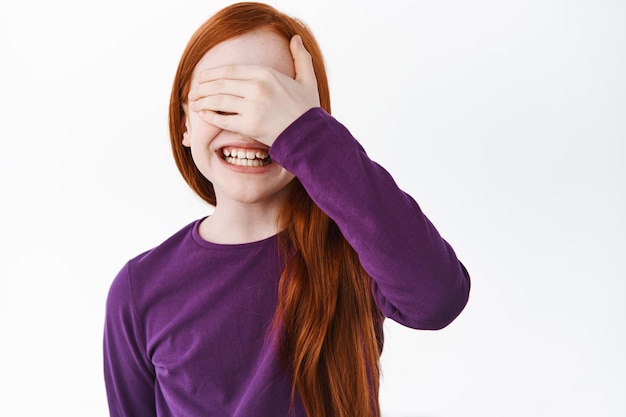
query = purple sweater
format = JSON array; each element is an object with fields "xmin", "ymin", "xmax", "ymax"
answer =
[{"xmin": 103, "ymin": 108, "xmax": 470, "ymax": 416}]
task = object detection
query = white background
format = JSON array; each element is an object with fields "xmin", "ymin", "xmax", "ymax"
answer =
[{"xmin": 1, "ymin": 0, "xmax": 624, "ymax": 416}]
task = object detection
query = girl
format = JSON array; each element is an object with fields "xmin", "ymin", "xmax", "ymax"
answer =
[{"xmin": 103, "ymin": 2, "xmax": 470, "ymax": 417}]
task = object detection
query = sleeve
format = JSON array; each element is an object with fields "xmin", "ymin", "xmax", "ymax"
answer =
[
  {"xmin": 269, "ymin": 108, "xmax": 471, "ymax": 330},
  {"xmin": 103, "ymin": 263, "xmax": 157, "ymax": 416}
]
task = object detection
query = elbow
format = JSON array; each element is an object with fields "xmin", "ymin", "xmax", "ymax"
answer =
[
  {"xmin": 392, "ymin": 262, "xmax": 471, "ymax": 330},
  {"xmin": 430, "ymin": 262, "xmax": 471, "ymax": 329},
  {"xmin": 419, "ymin": 291, "xmax": 469, "ymax": 330}
]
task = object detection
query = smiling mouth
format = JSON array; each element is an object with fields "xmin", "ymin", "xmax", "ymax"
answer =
[{"xmin": 221, "ymin": 146, "xmax": 272, "ymax": 167}]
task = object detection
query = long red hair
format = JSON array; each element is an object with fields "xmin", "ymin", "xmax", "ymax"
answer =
[{"xmin": 168, "ymin": 3, "xmax": 383, "ymax": 416}]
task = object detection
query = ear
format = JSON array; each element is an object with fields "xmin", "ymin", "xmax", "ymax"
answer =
[{"xmin": 181, "ymin": 103, "xmax": 191, "ymax": 147}]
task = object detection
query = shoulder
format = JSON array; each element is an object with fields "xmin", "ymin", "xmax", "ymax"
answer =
[
  {"xmin": 128, "ymin": 219, "xmax": 200, "ymax": 271},
  {"xmin": 107, "ymin": 218, "xmax": 203, "ymax": 309}
]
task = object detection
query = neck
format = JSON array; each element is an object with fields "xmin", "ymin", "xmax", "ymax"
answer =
[{"xmin": 199, "ymin": 198, "xmax": 285, "ymax": 244}]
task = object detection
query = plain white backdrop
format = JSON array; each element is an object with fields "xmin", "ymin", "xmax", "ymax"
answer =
[{"xmin": 1, "ymin": 0, "xmax": 624, "ymax": 416}]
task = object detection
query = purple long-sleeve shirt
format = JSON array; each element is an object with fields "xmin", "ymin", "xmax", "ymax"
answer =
[{"xmin": 103, "ymin": 108, "xmax": 470, "ymax": 416}]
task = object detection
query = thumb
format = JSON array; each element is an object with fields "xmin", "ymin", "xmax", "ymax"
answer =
[{"xmin": 290, "ymin": 35, "xmax": 317, "ymax": 86}]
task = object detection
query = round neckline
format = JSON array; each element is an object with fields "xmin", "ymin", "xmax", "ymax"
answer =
[{"xmin": 190, "ymin": 217, "xmax": 279, "ymax": 250}]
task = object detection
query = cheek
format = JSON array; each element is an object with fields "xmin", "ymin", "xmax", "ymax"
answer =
[{"xmin": 187, "ymin": 115, "xmax": 223, "ymax": 181}]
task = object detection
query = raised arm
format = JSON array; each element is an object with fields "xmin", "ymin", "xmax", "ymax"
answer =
[{"xmin": 269, "ymin": 108, "xmax": 470, "ymax": 329}]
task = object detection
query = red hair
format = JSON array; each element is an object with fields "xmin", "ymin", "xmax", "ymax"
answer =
[{"xmin": 168, "ymin": 3, "xmax": 383, "ymax": 416}]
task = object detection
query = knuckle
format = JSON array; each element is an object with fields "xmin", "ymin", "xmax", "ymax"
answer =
[
  {"xmin": 250, "ymin": 81, "xmax": 266, "ymax": 96},
  {"xmin": 224, "ymin": 65, "xmax": 236, "ymax": 77},
  {"xmin": 260, "ymin": 69, "xmax": 276, "ymax": 83}
]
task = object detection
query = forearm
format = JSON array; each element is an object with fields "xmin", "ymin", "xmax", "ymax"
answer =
[{"xmin": 270, "ymin": 108, "xmax": 470, "ymax": 329}]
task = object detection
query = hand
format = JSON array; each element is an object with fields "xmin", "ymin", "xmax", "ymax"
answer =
[{"xmin": 188, "ymin": 35, "xmax": 320, "ymax": 147}]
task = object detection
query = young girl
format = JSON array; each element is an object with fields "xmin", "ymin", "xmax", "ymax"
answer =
[{"xmin": 103, "ymin": 2, "xmax": 470, "ymax": 417}]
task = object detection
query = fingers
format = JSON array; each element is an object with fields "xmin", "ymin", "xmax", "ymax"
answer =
[
  {"xmin": 197, "ymin": 64, "xmax": 257, "ymax": 83},
  {"xmin": 189, "ymin": 77, "xmax": 248, "ymax": 117},
  {"xmin": 188, "ymin": 78, "xmax": 247, "ymax": 102},
  {"xmin": 290, "ymin": 35, "xmax": 316, "ymax": 85},
  {"xmin": 189, "ymin": 65, "xmax": 271, "ymax": 116},
  {"xmin": 187, "ymin": 44, "xmax": 318, "ymax": 143},
  {"xmin": 189, "ymin": 76, "xmax": 252, "ymax": 118},
  {"xmin": 196, "ymin": 110, "xmax": 235, "ymax": 132},
  {"xmin": 190, "ymin": 93, "xmax": 244, "ymax": 116}
]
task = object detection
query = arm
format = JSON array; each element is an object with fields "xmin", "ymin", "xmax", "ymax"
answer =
[
  {"xmin": 103, "ymin": 264, "xmax": 157, "ymax": 416},
  {"xmin": 269, "ymin": 108, "xmax": 470, "ymax": 330},
  {"xmin": 186, "ymin": 35, "xmax": 469, "ymax": 329}
]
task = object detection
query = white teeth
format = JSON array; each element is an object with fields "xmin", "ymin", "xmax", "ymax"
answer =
[
  {"xmin": 221, "ymin": 146, "xmax": 270, "ymax": 167},
  {"xmin": 221, "ymin": 147, "xmax": 268, "ymax": 159},
  {"xmin": 226, "ymin": 157, "xmax": 262, "ymax": 167}
]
